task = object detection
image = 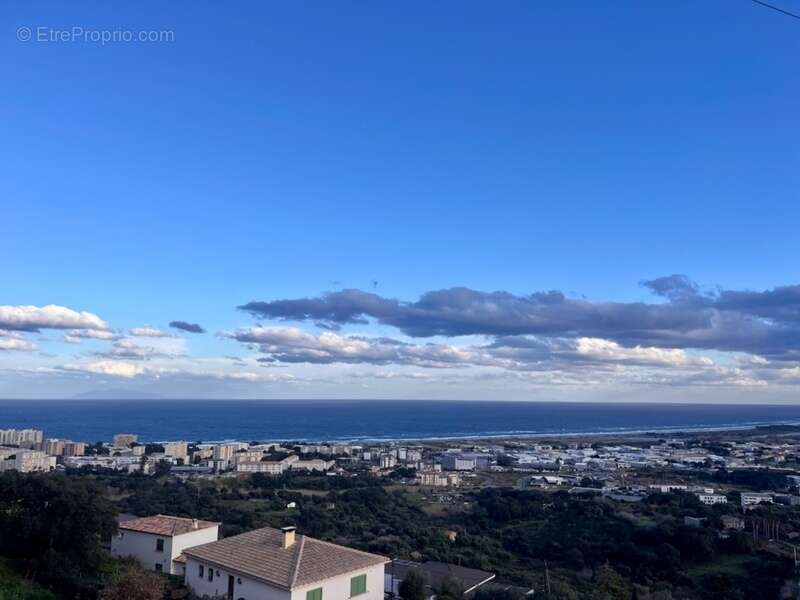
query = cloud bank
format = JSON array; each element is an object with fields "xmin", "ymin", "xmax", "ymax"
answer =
[{"xmin": 239, "ymin": 277, "xmax": 800, "ymax": 360}]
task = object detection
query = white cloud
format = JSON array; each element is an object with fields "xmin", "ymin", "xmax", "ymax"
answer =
[
  {"xmin": 129, "ymin": 327, "xmax": 174, "ymax": 338},
  {"xmin": 0, "ymin": 338, "xmax": 37, "ymax": 351},
  {"xmin": 93, "ymin": 337, "xmax": 185, "ymax": 361},
  {"xmin": 63, "ymin": 360, "xmax": 152, "ymax": 378},
  {"xmin": 223, "ymin": 326, "xmax": 491, "ymax": 368},
  {"xmin": 575, "ymin": 337, "xmax": 714, "ymax": 367},
  {"xmin": 58, "ymin": 359, "xmax": 296, "ymax": 383},
  {"xmin": 63, "ymin": 329, "xmax": 119, "ymax": 343},
  {"xmin": 0, "ymin": 305, "xmax": 108, "ymax": 331}
]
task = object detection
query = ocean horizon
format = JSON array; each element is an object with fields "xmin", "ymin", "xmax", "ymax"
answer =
[{"xmin": 2, "ymin": 399, "xmax": 800, "ymax": 443}]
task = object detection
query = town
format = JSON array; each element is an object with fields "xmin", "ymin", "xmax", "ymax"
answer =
[
  {"xmin": 4, "ymin": 424, "xmax": 800, "ymax": 599},
  {"xmin": 4, "ymin": 426, "xmax": 800, "ymax": 512}
]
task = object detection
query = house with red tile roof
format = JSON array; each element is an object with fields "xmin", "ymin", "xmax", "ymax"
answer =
[
  {"xmin": 183, "ymin": 526, "xmax": 387, "ymax": 600},
  {"xmin": 111, "ymin": 514, "xmax": 220, "ymax": 576}
]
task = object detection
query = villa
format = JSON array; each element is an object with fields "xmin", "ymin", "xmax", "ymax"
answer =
[
  {"xmin": 111, "ymin": 514, "xmax": 220, "ymax": 575},
  {"xmin": 183, "ymin": 526, "xmax": 387, "ymax": 600}
]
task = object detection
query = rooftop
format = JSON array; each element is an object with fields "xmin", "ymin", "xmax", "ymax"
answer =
[
  {"xmin": 183, "ymin": 527, "xmax": 388, "ymax": 589},
  {"xmin": 387, "ymin": 560, "xmax": 495, "ymax": 594},
  {"xmin": 119, "ymin": 514, "xmax": 220, "ymax": 537}
]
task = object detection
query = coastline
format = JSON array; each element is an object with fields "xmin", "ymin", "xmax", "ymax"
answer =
[
  {"xmin": 4, "ymin": 399, "xmax": 800, "ymax": 445},
  {"xmin": 188, "ymin": 420, "xmax": 800, "ymax": 446}
]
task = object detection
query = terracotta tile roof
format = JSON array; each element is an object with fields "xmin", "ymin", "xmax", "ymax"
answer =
[
  {"xmin": 119, "ymin": 514, "xmax": 220, "ymax": 537},
  {"xmin": 173, "ymin": 554, "xmax": 187, "ymax": 564},
  {"xmin": 183, "ymin": 527, "xmax": 388, "ymax": 589}
]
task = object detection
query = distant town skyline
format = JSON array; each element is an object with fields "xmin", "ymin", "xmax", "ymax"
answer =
[{"xmin": 3, "ymin": 1, "xmax": 798, "ymax": 400}]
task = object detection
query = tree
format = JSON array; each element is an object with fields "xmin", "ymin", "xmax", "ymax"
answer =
[
  {"xmin": 589, "ymin": 564, "xmax": 632, "ymax": 600},
  {"xmin": 0, "ymin": 471, "xmax": 118, "ymax": 595},
  {"xmin": 153, "ymin": 459, "xmax": 172, "ymax": 477},
  {"xmin": 437, "ymin": 575, "xmax": 464, "ymax": 600},
  {"xmin": 399, "ymin": 569, "xmax": 428, "ymax": 600},
  {"xmin": 100, "ymin": 564, "xmax": 164, "ymax": 600},
  {"xmin": 473, "ymin": 585, "xmax": 525, "ymax": 600}
]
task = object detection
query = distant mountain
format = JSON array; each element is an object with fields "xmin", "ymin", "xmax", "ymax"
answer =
[{"xmin": 71, "ymin": 389, "xmax": 166, "ymax": 400}]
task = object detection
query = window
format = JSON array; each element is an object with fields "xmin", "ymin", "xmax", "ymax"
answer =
[
  {"xmin": 156, "ymin": 538, "xmax": 165, "ymax": 552},
  {"xmin": 155, "ymin": 563, "xmax": 163, "ymax": 573},
  {"xmin": 306, "ymin": 587, "xmax": 323, "ymax": 600},
  {"xmin": 199, "ymin": 565, "xmax": 204, "ymax": 578},
  {"xmin": 208, "ymin": 568, "xmax": 214, "ymax": 582},
  {"xmin": 350, "ymin": 574, "xmax": 367, "ymax": 597}
]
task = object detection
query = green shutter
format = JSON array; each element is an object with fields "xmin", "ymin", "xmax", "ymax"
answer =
[
  {"xmin": 307, "ymin": 588, "xmax": 323, "ymax": 600},
  {"xmin": 350, "ymin": 574, "xmax": 367, "ymax": 597}
]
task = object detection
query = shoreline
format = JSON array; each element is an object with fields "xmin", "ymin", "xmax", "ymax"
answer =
[
  {"xmin": 196, "ymin": 419, "xmax": 800, "ymax": 446},
  {"xmin": 5, "ymin": 400, "xmax": 800, "ymax": 445}
]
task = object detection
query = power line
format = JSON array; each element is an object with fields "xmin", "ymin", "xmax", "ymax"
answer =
[{"xmin": 751, "ymin": 0, "xmax": 800, "ymax": 20}]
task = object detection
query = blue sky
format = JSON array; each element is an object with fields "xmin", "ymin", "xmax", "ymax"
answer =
[{"xmin": 1, "ymin": 1, "xmax": 799, "ymax": 400}]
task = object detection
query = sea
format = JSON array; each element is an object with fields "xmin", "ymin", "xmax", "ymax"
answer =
[{"xmin": 2, "ymin": 400, "xmax": 800, "ymax": 443}]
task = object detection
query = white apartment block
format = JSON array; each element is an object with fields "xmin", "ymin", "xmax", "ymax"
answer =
[
  {"xmin": 235, "ymin": 455, "xmax": 334, "ymax": 475},
  {"xmin": 440, "ymin": 455, "xmax": 476, "ymax": 471},
  {"xmin": 111, "ymin": 514, "xmax": 220, "ymax": 575},
  {"xmin": 162, "ymin": 441, "xmax": 188, "ymax": 460},
  {"xmin": 42, "ymin": 438, "xmax": 85, "ymax": 456},
  {"xmin": 233, "ymin": 449, "xmax": 268, "ymax": 466},
  {"xmin": 741, "ymin": 492, "xmax": 773, "ymax": 509},
  {"xmin": 0, "ymin": 429, "xmax": 43, "ymax": 446},
  {"xmin": 292, "ymin": 458, "xmax": 335, "ymax": 472},
  {"xmin": 649, "ymin": 484, "xmax": 688, "ymax": 494},
  {"xmin": 237, "ymin": 461, "xmax": 287, "ymax": 475},
  {"xmin": 696, "ymin": 493, "xmax": 728, "ymax": 505},
  {"xmin": 184, "ymin": 526, "xmax": 387, "ymax": 600},
  {"xmin": 213, "ymin": 442, "xmax": 249, "ymax": 465},
  {"xmin": 63, "ymin": 441, "xmax": 86, "ymax": 456},
  {"xmin": 0, "ymin": 449, "xmax": 56, "ymax": 473},
  {"xmin": 418, "ymin": 471, "xmax": 460, "ymax": 487},
  {"xmin": 65, "ymin": 455, "xmax": 147, "ymax": 473}
]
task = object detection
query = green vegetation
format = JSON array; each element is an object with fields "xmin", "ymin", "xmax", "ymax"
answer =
[
  {"xmin": 0, "ymin": 561, "xmax": 57, "ymax": 600},
  {"xmin": 0, "ymin": 472, "xmax": 117, "ymax": 599},
  {"xmin": 76, "ymin": 468, "xmax": 797, "ymax": 598},
  {"xmin": 399, "ymin": 570, "xmax": 427, "ymax": 600},
  {"xmin": 1, "ymin": 466, "xmax": 796, "ymax": 600},
  {"xmin": 98, "ymin": 564, "xmax": 163, "ymax": 600}
]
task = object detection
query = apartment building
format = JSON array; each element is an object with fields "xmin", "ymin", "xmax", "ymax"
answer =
[
  {"xmin": 0, "ymin": 449, "xmax": 56, "ymax": 473},
  {"xmin": 42, "ymin": 438, "xmax": 85, "ymax": 456},
  {"xmin": 696, "ymin": 493, "xmax": 728, "ymax": 505},
  {"xmin": 418, "ymin": 471, "xmax": 460, "ymax": 487},
  {"xmin": 113, "ymin": 433, "xmax": 138, "ymax": 448},
  {"xmin": 0, "ymin": 429, "xmax": 43, "ymax": 446},
  {"xmin": 162, "ymin": 441, "xmax": 189, "ymax": 460},
  {"xmin": 440, "ymin": 454, "xmax": 476, "ymax": 472},
  {"xmin": 213, "ymin": 442, "xmax": 249, "ymax": 465},
  {"xmin": 741, "ymin": 492, "xmax": 773, "ymax": 509}
]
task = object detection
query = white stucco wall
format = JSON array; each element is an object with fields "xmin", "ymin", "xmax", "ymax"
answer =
[
  {"xmin": 111, "ymin": 526, "xmax": 219, "ymax": 575},
  {"xmin": 185, "ymin": 557, "xmax": 291, "ymax": 600},
  {"xmin": 290, "ymin": 563, "xmax": 385, "ymax": 600},
  {"xmin": 111, "ymin": 530, "xmax": 173, "ymax": 574},
  {"xmin": 184, "ymin": 558, "xmax": 385, "ymax": 600}
]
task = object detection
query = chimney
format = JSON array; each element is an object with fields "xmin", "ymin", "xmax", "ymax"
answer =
[
  {"xmin": 192, "ymin": 519, "xmax": 199, "ymax": 529},
  {"xmin": 281, "ymin": 526, "xmax": 296, "ymax": 548}
]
